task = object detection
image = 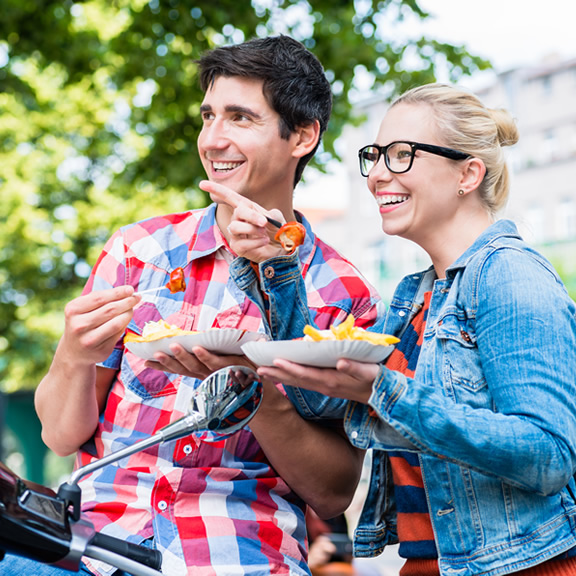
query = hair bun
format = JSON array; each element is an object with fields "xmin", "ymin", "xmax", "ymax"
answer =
[{"xmin": 489, "ymin": 108, "xmax": 519, "ymax": 147}]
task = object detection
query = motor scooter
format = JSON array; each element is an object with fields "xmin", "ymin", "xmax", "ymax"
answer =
[{"xmin": 0, "ymin": 365, "xmax": 263, "ymax": 575}]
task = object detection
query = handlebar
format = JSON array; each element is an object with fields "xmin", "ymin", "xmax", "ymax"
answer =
[
  {"xmin": 89, "ymin": 533, "xmax": 162, "ymax": 571},
  {"xmin": 0, "ymin": 461, "xmax": 162, "ymax": 575},
  {"xmin": 85, "ymin": 541, "xmax": 162, "ymax": 576},
  {"xmin": 1, "ymin": 367, "xmax": 264, "ymax": 575}
]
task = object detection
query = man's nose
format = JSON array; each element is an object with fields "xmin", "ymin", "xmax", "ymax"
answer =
[{"xmin": 200, "ymin": 119, "xmax": 229, "ymax": 149}]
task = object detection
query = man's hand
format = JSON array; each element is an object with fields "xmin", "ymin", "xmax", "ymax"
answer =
[
  {"xmin": 59, "ymin": 286, "xmax": 141, "ymax": 367},
  {"xmin": 200, "ymin": 179, "xmax": 288, "ymax": 263},
  {"xmin": 145, "ymin": 344, "xmax": 257, "ymax": 381},
  {"xmin": 35, "ymin": 286, "xmax": 139, "ymax": 456}
]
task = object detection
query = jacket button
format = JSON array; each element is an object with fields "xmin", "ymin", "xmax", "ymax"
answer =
[
  {"xmin": 351, "ymin": 431, "xmax": 359, "ymax": 439},
  {"xmin": 460, "ymin": 330, "xmax": 471, "ymax": 342},
  {"xmin": 264, "ymin": 266, "xmax": 275, "ymax": 279}
]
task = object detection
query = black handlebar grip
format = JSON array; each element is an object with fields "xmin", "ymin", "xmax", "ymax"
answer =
[{"xmin": 90, "ymin": 533, "xmax": 162, "ymax": 571}]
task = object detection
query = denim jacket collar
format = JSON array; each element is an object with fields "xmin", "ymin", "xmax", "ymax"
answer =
[{"xmin": 446, "ymin": 218, "xmax": 522, "ymax": 279}]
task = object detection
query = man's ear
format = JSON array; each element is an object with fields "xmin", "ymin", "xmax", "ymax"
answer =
[
  {"xmin": 459, "ymin": 157, "xmax": 487, "ymax": 194},
  {"xmin": 292, "ymin": 120, "xmax": 321, "ymax": 159}
]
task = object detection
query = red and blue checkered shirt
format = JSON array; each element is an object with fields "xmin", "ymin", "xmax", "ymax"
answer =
[{"xmin": 77, "ymin": 203, "xmax": 381, "ymax": 575}]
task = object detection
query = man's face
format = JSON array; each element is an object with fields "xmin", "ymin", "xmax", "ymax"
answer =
[{"xmin": 198, "ymin": 76, "xmax": 299, "ymax": 209}]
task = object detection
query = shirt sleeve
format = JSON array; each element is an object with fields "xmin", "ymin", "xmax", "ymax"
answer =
[{"xmin": 359, "ymin": 248, "xmax": 576, "ymax": 495}]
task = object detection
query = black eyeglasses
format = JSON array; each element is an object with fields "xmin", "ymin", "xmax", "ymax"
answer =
[{"xmin": 358, "ymin": 141, "xmax": 471, "ymax": 177}]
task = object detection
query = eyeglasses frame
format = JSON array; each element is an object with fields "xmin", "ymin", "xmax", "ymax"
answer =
[{"xmin": 358, "ymin": 141, "xmax": 471, "ymax": 177}]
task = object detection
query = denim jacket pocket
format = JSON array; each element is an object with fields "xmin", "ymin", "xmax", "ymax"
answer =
[
  {"xmin": 122, "ymin": 299, "xmax": 194, "ymax": 399},
  {"xmin": 435, "ymin": 312, "xmax": 489, "ymax": 407}
]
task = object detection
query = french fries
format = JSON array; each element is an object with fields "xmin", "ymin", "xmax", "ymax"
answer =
[
  {"xmin": 303, "ymin": 314, "xmax": 399, "ymax": 346},
  {"xmin": 124, "ymin": 319, "xmax": 199, "ymax": 343}
]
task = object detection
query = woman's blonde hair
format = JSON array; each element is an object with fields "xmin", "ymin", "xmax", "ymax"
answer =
[{"xmin": 391, "ymin": 83, "xmax": 519, "ymax": 214}]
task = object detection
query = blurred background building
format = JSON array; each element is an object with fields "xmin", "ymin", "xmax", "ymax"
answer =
[
  {"xmin": 295, "ymin": 54, "xmax": 576, "ymax": 304},
  {"xmin": 296, "ymin": 55, "xmax": 576, "ymax": 575}
]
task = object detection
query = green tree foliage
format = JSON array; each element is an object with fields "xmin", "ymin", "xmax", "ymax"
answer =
[{"xmin": 0, "ymin": 0, "xmax": 490, "ymax": 391}]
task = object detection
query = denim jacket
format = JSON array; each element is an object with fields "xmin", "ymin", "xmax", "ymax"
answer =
[{"xmin": 233, "ymin": 220, "xmax": 576, "ymax": 576}]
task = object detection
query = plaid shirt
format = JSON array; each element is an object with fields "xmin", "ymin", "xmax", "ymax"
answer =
[{"xmin": 77, "ymin": 203, "xmax": 381, "ymax": 576}]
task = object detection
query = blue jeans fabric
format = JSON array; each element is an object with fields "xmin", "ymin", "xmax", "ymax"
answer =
[
  {"xmin": 0, "ymin": 538, "xmax": 156, "ymax": 575},
  {"xmin": 0, "ymin": 553, "xmax": 95, "ymax": 575}
]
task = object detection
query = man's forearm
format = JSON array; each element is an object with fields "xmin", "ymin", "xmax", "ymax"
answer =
[
  {"xmin": 249, "ymin": 381, "xmax": 364, "ymax": 519},
  {"xmin": 34, "ymin": 353, "xmax": 108, "ymax": 456}
]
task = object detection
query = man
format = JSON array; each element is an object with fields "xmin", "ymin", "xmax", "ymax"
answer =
[{"xmin": 5, "ymin": 36, "xmax": 381, "ymax": 575}]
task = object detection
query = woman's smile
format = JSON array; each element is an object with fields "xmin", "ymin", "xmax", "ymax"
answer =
[{"xmin": 375, "ymin": 192, "xmax": 410, "ymax": 213}]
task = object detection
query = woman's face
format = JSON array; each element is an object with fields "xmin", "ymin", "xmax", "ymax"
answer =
[{"xmin": 367, "ymin": 103, "xmax": 467, "ymax": 247}]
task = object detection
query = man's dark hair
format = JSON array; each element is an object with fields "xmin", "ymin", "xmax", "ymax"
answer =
[{"xmin": 197, "ymin": 35, "xmax": 332, "ymax": 186}]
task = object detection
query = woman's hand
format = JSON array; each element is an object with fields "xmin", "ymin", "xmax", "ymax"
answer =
[{"xmin": 257, "ymin": 358, "xmax": 380, "ymax": 404}]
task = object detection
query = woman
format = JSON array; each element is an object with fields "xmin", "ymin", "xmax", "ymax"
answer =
[{"xmin": 204, "ymin": 83, "xmax": 576, "ymax": 576}]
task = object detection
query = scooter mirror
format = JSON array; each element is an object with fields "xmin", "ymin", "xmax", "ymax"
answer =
[
  {"xmin": 1, "ymin": 367, "xmax": 264, "ymax": 571},
  {"xmin": 155, "ymin": 365, "xmax": 264, "ymax": 445},
  {"xmin": 65, "ymin": 366, "xmax": 263, "ymax": 493},
  {"xmin": 186, "ymin": 365, "xmax": 264, "ymax": 441}
]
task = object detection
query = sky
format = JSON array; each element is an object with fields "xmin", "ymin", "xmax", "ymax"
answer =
[
  {"xmin": 295, "ymin": 0, "xmax": 576, "ymax": 209},
  {"xmin": 416, "ymin": 0, "xmax": 576, "ymax": 80}
]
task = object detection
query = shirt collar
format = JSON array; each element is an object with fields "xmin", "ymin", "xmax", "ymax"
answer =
[
  {"xmin": 187, "ymin": 203, "xmax": 229, "ymax": 262},
  {"xmin": 293, "ymin": 210, "xmax": 317, "ymax": 269},
  {"xmin": 188, "ymin": 204, "xmax": 318, "ymax": 269}
]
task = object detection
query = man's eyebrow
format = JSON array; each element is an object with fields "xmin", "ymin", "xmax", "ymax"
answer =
[
  {"xmin": 199, "ymin": 103, "xmax": 261, "ymax": 119},
  {"xmin": 226, "ymin": 105, "xmax": 261, "ymax": 119}
]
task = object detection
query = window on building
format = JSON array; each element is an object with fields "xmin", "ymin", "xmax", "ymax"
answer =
[
  {"xmin": 541, "ymin": 74, "xmax": 552, "ymax": 96},
  {"xmin": 541, "ymin": 129, "xmax": 558, "ymax": 163},
  {"xmin": 525, "ymin": 206, "xmax": 545, "ymax": 243},
  {"xmin": 557, "ymin": 199, "xmax": 576, "ymax": 240}
]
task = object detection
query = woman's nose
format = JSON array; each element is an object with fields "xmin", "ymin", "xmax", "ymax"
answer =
[{"xmin": 369, "ymin": 154, "xmax": 393, "ymax": 182}]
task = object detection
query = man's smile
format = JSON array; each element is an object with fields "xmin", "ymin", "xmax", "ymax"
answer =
[{"xmin": 212, "ymin": 160, "xmax": 244, "ymax": 173}]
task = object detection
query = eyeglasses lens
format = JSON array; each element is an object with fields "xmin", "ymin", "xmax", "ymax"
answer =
[
  {"xmin": 387, "ymin": 142, "xmax": 414, "ymax": 173},
  {"xmin": 360, "ymin": 146, "xmax": 380, "ymax": 176},
  {"xmin": 360, "ymin": 142, "xmax": 415, "ymax": 176}
]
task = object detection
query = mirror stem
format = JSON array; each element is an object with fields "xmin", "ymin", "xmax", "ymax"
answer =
[{"xmin": 67, "ymin": 413, "xmax": 203, "ymax": 487}]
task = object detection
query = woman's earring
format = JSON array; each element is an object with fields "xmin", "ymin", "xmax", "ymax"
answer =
[{"xmin": 458, "ymin": 189, "xmax": 465, "ymax": 196}]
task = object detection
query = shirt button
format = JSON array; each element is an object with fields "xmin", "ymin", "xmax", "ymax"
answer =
[
  {"xmin": 183, "ymin": 444, "xmax": 192, "ymax": 454},
  {"xmin": 158, "ymin": 500, "xmax": 168, "ymax": 511},
  {"xmin": 351, "ymin": 431, "xmax": 359, "ymax": 439},
  {"xmin": 398, "ymin": 311, "xmax": 406, "ymax": 317},
  {"xmin": 264, "ymin": 266, "xmax": 275, "ymax": 279}
]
